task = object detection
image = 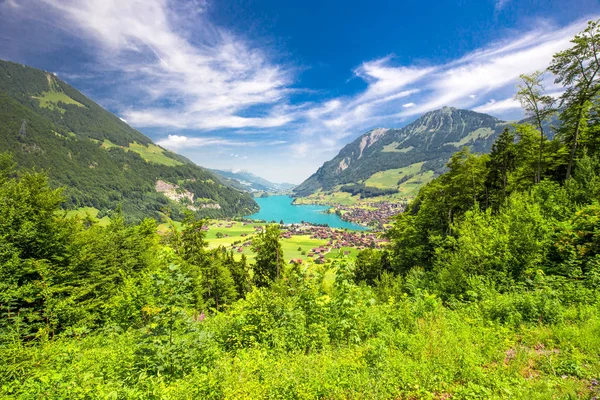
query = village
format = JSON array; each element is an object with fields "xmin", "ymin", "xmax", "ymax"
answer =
[
  {"xmin": 330, "ymin": 201, "xmax": 407, "ymax": 229},
  {"xmin": 205, "ymin": 220, "xmax": 389, "ymax": 264}
]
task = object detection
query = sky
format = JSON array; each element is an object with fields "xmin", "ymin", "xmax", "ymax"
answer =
[{"xmin": 0, "ymin": 0, "xmax": 599, "ymax": 183}]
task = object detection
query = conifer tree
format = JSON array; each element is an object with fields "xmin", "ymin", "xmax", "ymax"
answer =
[
  {"xmin": 486, "ymin": 127, "xmax": 516, "ymax": 209},
  {"xmin": 252, "ymin": 224, "xmax": 284, "ymax": 287}
]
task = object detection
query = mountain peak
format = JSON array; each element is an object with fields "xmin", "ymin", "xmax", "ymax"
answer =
[
  {"xmin": 293, "ymin": 107, "xmax": 509, "ymax": 197},
  {"xmin": 440, "ymin": 106, "xmax": 457, "ymax": 113}
]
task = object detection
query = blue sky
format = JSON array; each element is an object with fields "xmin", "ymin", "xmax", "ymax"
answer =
[{"xmin": 0, "ymin": 0, "xmax": 598, "ymax": 183}]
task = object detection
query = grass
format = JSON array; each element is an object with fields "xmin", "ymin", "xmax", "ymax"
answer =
[
  {"xmin": 128, "ymin": 142, "xmax": 184, "ymax": 167},
  {"xmin": 97, "ymin": 139, "xmax": 184, "ymax": 167},
  {"xmin": 293, "ymin": 164, "xmax": 433, "ymax": 209},
  {"xmin": 157, "ymin": 220, "xmax": 183, "ymax": 235},
  {"xmin": 100, "ymin": 139, "xmax": 120, "ymax": 150},
  {"xmin": 282, "ymin": 235, "xmax": 328, "ymax": 261},
  {"xmin": 8, "ymin": 290, "xmax": 599, "ymax": 398},
  {"xmin": 324, "ymin": 246, "xmax": 360, "ymax": 260},
  {"xmin": 364, "ymin": 162, "xmax": 425, "ymax": 189},
  {"xmin": 445, "ymin": 127, "xmax": 494, "ymax": 147},
  {"xmin": 64, "ymin": 207, "xmax": 110, "ymax": 226},
  {"xmin": 398, "ymin": 170, "xmax": 435, "ymax": 197},
  {"xmin": 190, "ymin": 221, "xmax": 362, "ymax": 264},
  {"xmin": 33, "ymin": 73, "xmax": 86, "ymax": 113},
  {"xmin": 381, "ymin": 142, "xmax": 414, "ymax": 153},
  {"xmin": 34, "ymin": 91, "xmax": 85, "ymax": 114},
  {"xmin": 294, "ymin": 190, "xmax": 360, "ymax": 206}
]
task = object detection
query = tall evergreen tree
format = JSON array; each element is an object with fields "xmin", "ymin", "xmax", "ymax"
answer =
[
  {"xmin": 203, "ymin": 251, "xmax": 237, "ymax": 311},
  {"xmin": 252, "ymin": 225, "xmax": 284, "ymax": 287},
  {"xmin": 227, "ymin": 252, "xmax": 251, "ymax": 299},
  {"xmin": 486, "ymin": 127, "xmax": 516, "ymax": 209}
]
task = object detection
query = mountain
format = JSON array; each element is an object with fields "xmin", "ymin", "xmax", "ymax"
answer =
[
  {"xmin": 211, "ymin": 169, "xmax": 296, "ymax": 193},
  {"xmin": 294, "ymin": 107, "xmax": 525, "ymax": 198},
  {"xmin": 0, "ymin": 59, "xmax": 258, "ymax": 221}
]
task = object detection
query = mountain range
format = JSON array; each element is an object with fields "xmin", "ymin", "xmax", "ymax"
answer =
[
  {"xmin": 0, "ymin": 59, "xmax": 258, "ymax": 221},
  {"xmin": 210, "ymin": 169, "xmax": 295, "ymax": 193},
  {"xmin": 1, "ymin": 58, "xmax": 547, "ymax": 217},
  {"xmin": 294, "ymin": 107, "xmax": 542, "ymax": 199}
]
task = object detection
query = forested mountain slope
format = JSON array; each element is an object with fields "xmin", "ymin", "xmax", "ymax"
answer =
[
  {"xmin": 0, "ymin": 59, "xmax": 258, "ymax": 221},
  {"xmin": 294, "ymin": 107, "xmax": 533, "ymax": 197}
]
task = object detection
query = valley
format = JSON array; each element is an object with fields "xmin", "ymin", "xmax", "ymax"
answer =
[
  {"xmin": 201, "ymin": 220, "xmax": 384, "ymax": 264},
  {"xmin": 2, "ymin": 7, "xmax": 600, "ymax": 398}
]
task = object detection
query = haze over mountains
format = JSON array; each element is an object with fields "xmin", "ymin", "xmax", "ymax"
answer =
[
  {"xmin": 0, "ymin": 59, "xmax": 258, "ymax": 221},
  {"xmin": 210, "ymin": 169, "xmax": 295, "ymax": 193},
  {"xmin": 293, "ymin": 107, "xmax": 547, "ymax": 198}
]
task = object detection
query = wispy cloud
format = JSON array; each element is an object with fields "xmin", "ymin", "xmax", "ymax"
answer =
[
  {"xmin": 473, "ymin": 98, "xmax": 521, "ymax": 113},
  {"xmin": 307, "ymin": 17, "xmax": 592, "ymax": 129},
  {"xmin": 156, "ymin": 134, "xmax": 286, "ymax": 150},
  {"xmin": 284, "ymin": 17, "xmax": 594, "ymax": 161},
  {"xmin": 31, "ymin": 0, "xmax": 292, "ymax": 130},
  {"xmin": 495, "ymin": 0, "xmax": 510, "ymax": 12},
  {"xmin": 156, "ymin": 135, "xmax": 250, "ymax": 150},
  {"xmin": 0, "ymin": 0, "xmax": 596, "ymax": 182}
]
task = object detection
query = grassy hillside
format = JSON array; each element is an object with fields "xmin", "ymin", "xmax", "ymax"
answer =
[{"xmin": 0, "ymin": 59, "xmax": 258, "ymax": 221}]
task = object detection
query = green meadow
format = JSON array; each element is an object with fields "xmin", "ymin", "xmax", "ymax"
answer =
[
  {"xmin": 64, "ymin": 206, "xmax": 110, "ymax": 226},
  {"xmin": 99, "ymin": 139, "xmax": 184, "ymax": 167},
  {"xmin": 364, "ymin": 162, "xmax": 425, "ymax": 189}
]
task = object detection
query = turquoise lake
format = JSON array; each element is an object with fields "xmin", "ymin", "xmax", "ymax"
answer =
[{"xmin": 248, "ymin": 195, "xmax": 367, "ymax": 231}]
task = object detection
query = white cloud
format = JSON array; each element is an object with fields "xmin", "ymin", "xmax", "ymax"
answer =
[
  {"xmin": 283, "ymin": 17, "xmax": 595, "ymax": 167},
  {"xmin": 353, "ymin": 58, "xmax": 434, "ymax": 101},
  {"xmin": 35, "ymin": 0, "xmax": 292, "ymax": 130},
  {"xmin": 156, "ymin": 134, "xmax": 286, "ymax": 150},
  {"xmin": 396, "ymin": 22, "xmax": 586, "ymax": 117},
  {"xmin": 473, "ymin": 98, "xmax": 521, "ymax": 113},
  {"xmin": 157, "ymin": 135, "xmax": 248, "ymax": 150}
]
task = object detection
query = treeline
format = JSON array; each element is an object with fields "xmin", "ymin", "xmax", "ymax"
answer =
[
  {"xmin": 355, "ymin": 21, "xmax": 600, "ymax": 301},
  {"xmin": 1, "ymin": 21, "xmax": 600, "ymax": 399},
  {"xmin": 0, "ymin": 159, "xmax": 283, "ymax": 337}
]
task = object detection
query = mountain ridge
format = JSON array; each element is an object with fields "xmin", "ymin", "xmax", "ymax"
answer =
[
  {"xmin": 0, "ymin": 59, "xmax": 258, "ymax": 221},
  {"xmin": 293, "ymin": 107, "xmax": 528, "ymax": 198}
]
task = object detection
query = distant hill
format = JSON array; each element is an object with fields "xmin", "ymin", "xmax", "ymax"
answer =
[
  {"xmin": 294, "ymin": 107, "xmax": 543, "ymax": 200},
  {"xmin": 0, "ymin": 59, "xmax": 258, "ymax": 221},
  {"xmin": 211, "ymin": 169, "xmax": 296, "ymax": 193}
]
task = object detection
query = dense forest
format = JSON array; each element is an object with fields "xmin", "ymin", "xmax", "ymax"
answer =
[
  {"xmin": 1, "ymin": 21, "xmax": 600, "ymax": 399},
  {"xmin": 0, "ymin": 60, "xmax": 258, "ymax": 221}
]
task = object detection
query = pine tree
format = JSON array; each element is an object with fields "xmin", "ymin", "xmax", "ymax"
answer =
[
  {"xmin": 202, "ymin": 251, "xmax": 237, "ymax": 311},
  {"xmin": 227, "ymin": 252, "xmax": 251, "ymax": 298},
  {"xmin": 486, "ymin": 127, "xmax": 516, "ymax": 209},
  {"xmin": 252, "ymin": 224, "xmax": 284, "ymax": 287}
]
